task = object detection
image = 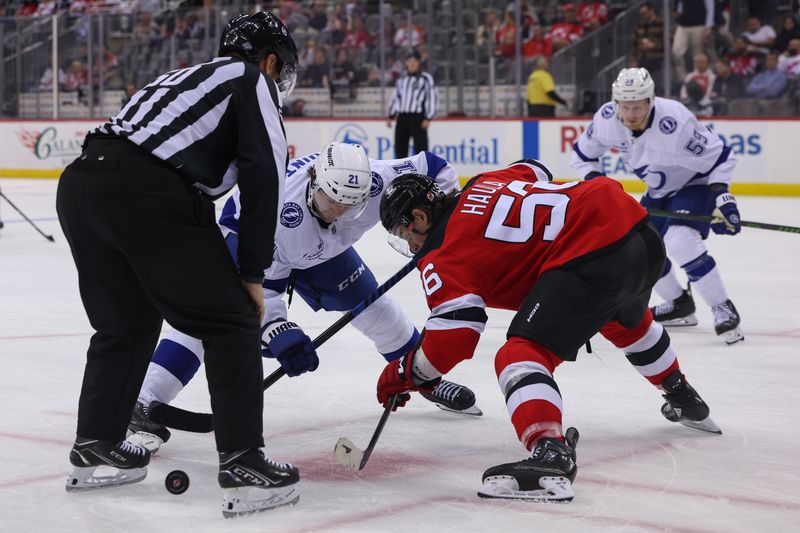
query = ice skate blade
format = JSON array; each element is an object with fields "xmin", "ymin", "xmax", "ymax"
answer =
[
  {"xmin": 718, "ymin": 327, "xmax": 744, "ymax": 345},
  {"xmin": 680, "ymin": 416, "xmax": 722, "ymax": 435},
  {"xmin": 659, "ymin": 314, "xmax": 698, "ymax": 327},
  {"xmin": 125, "ymin": 430, "xmax": 164, "ymax": 454},
  {"xmin": 222, "ymin": 486, "xmax": 299, "ymax": 518},
  {"xmin": 433, "ymin": 402, "xmax": 483, "ymax": 416},
  {"xmin": 65, "ymin": 466, "xmax": 147, "ymax": 491},
  {"xmin": 477, "ymin": 475, "xmax": 574, "ymax": 502}
]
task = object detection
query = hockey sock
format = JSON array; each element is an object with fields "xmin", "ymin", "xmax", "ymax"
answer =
[
  {"xmin": 138, "ymin": 338, "xmax": 202, "ymax": 406},
  {"xmin": 495, "ymin": 337, "xmax": 565, "ymax": 450},
  {"xmin": 350, "ymin": 296, "xmax": 419, "ymax": 361},
  {"xmin": 601, "ymin": 312, "xmax": 679, "ymax": 387},
  {"xmin": 653, "ymin": 259, "xmax": 685, "ymax": 302},
  {"xmin": 683, "ymin": 253, "xmax": 729, "ymax": 308}
]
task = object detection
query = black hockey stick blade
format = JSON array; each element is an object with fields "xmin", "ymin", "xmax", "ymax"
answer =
[
  {"xmin": 333, "ymin": 394, "xmax": 398, "ymax": 471},
  {"xmin": 147, "ymin": 401, "xmax": 213, "ymax": 433},
  {"xmin": 646, "ymin": 208, "xmax": 800, "ymax": 234},
  {"xmin": 149, "ymin": 259, "xmax": 418, "ymax": 433}
]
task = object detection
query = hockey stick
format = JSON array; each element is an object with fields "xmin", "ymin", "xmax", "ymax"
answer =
[
  {"xmin": 647, "ymin": 208, "xmax": 800, "ymax": 234},
  {"xmin": 333, "ymin": 394, "xmax": 399, "ymax": 471},
  {"xmin": 0, "ymin": 191, "xmax": 55, "ymax": 241},
  {"xmin": 149, "ymin": 258, "xmax": 418, "ymax": 433}
]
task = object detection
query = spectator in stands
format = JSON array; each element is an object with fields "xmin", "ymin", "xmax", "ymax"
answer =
[
  {"xmin": 325, "ymin": 3, "xmax": 347, "ymax": 47},
  {"xmin": 133, "ymin": 11, "xmax": 160, "ymax": 44},
  {"xmin": 300, "ymin": 48, "xmax": 329, "ymax": 89},
  {"xmin": 633, "ymin": 2, "xmax": 665, "ymax": 90},
  {"xmin": 17, "ymin": 0, "xmax": 38, "ymax": 17},
  {"xmin": 526, "ymin": 55, "xmax": 567, "ymax": 117},
  {"xmin": 684, "ymin": 79, "xmax": 714, "ymax": 116},
  {"xmin": 672, "ymin": 0, "xmax": 715, "ymax": 81},
  {"xmin": 680, "ymin": 52, "xmax": 716, "ymax": 99},
  {"xmin": 307, "ymin": 0, "xmax": 328, "ymax": 33},
  {"xmin": 330, "ymin": 47, "xmax": 357, "ymax": 101},
  {"xmin": 577, "ymin": 0, "xmax": 609, "ymax": 32},
  {"xmin": 495, "ymin": 9, "xmax": 517, "ymax": 58},
  {"xmin": 342, "ymin": 14, "xmax": 372, "ymax": 51},
  {"xmin": 63, "ymin": 59, "xmax": 88, "ymax": 93},
  {"xmin": 549, "ymin": 3, "xmax": 584, "ymax": 52},
  {"xmin": 778, "ymin": 38, "xmax": 800, "ymax": 76},
  {"xmin": 299, "ymin": 38, "xmax": 318, "ymax": 69},
  {"xmin": 727, "ymin": 36, "xmax": 759, "ymax": 77},
  {"xmin": 37, "ymin": 64, "xmax": 66, "ymax": 91},
  {"xmin": 775, "ymin": 16, "xmax": 800, "ymax": 53},
  {"xmin": 742, "ymin": 16, "xmax": 776, "ymax": 54},
  {"xmin": 523, "ymin": 23, "xmax": 553, "ymax": 59},
  {"xmin": 746, "ymin": 51, "xmax": 788, "ymax": 98},
  {"xmin": 477, "ymin": 9, "xmax": 501, "ymax": 48},
  {"xmin": 393, "ymin": 17, "xmax": 424, "ymax": 49},
  {"xmin": 365, "ymin": 64, "xmax": 382, "ymax": 87},
  {"xmin": 121, "ymin": 82, "xmax": 137, "ymax": 107},
  {"xmin": 710, "ymin": 59, "xmax": 745, "ymax": 105}
]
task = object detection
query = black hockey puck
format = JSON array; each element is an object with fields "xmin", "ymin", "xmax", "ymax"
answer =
[{"xmin": 165, "ymin": 470, "xmax": 189, "ymax": 495}]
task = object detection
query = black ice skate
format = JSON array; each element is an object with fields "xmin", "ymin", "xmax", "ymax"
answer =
[
  {"xmin": 660, "ymin": 369, "xmax": 721, "ymax": 434},
  {"xmin": 478, "ymin": 427, "xmax": 579, "ymax": 502},
  {"xmin": 126, "ymin": 401, "xmax": 171, "ymax": 453},
  {"xmin": 219, "ymin": 449, "xmax": 300, "ymax": 518},
  {"xmin": 651, "ymin": 288, "xmax": 698, "ymax": 326},
  {"xmin": 712, "ymin": 299, "xmax": 744, "ymax": 345},
  {"xmin": 66, "ymin": 437, "xmax": 150, "ymax": 491},
  {"xmin": 419, "ymin": 379, "xmax": 483, "ymax": 416}
]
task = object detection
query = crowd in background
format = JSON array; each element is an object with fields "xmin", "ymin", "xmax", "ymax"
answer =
[{"xmin": 3, "ymin": 0, "xmax": 800, "ymax": 117}]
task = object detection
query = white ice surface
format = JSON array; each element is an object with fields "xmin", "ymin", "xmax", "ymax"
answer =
[{"xmin": 1, "ymin": 178, "xmax": 799, "ymax": 533}]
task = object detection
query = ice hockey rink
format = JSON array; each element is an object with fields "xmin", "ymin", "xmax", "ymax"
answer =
[{"xmin": 1, "ymin": 177, "xmax": 799, "ymax": 533}]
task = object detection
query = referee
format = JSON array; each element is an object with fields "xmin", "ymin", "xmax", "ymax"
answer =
[
  {"xmin": 386, "ymin": 50, "xmax": 437, "ymax": 158},
  {"xmin": 57, "ymin": 12, "xmax": 303, "ymax": 513}
]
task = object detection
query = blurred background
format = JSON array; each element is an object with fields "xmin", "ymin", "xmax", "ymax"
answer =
[{"xmin": 2, "ymin": 0, "xmax": 799, "ymax": 120}]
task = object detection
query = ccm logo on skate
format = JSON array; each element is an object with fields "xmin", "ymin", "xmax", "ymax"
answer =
[{"xmin": 338, "ymin": 264, "xmax": 366, "ymax": 291}]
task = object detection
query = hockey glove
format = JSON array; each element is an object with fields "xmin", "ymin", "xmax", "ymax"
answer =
[
  {"xmin": 709, "ymin": 185, "xmax": 741, "ymax": 235},
  {"xmin": 377, "ymin": 350, "xmax": 441, "ymax": 410},
  {"xmin": 261, "ymin": 320, "xmax": 319, "ymax": 377}
]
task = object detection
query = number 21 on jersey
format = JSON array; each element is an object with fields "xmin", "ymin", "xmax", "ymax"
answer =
[{"xmin": 485, "ymin": 180, "xmax": 579, "ymax": 243}]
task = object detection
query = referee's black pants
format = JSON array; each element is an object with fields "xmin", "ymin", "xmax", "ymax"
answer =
[
  {"xmin": 56, "ymin": 138, "xmax": 264, "ymax": 453},
  {"xmin": 394, "ymin": 112, "xmax": 428, "ymax": 158}
]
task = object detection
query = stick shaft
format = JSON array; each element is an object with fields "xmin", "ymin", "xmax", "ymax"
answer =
[
  {"xmin": 0, "ymin": 191, "xmax": 55, "ymax": 241},
  {"xmin": 647, "ymin": 208, "xmax": 800, "ymax": 234},
  {"xmin": 359, "ymin": 394, "xmax": 398, "ymax": 470}
]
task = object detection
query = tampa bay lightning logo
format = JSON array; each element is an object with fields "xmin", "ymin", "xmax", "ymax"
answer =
[
  {"xmin": 333, "ymin": 123, "xmax": 369, "ymax": 150},
  {"xmin": 280, "ymin": 202, "xmax": 304, "ymax": 228},
  {"xmin": 587, "ymin": 123, "xmax": 594, "ymax": 138},
  {"xmin": 659, "ymin": 116, "xmax": 677, "ymax": 134},
  {"xmin": 370, "ymin": 171, "xmax": 383, "ymax": 198},
  {"xmin": 601, "ymin": 104, "xmax": 615, "ymax": 119}
]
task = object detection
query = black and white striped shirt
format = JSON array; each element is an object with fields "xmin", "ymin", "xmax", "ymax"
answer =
[
  {"xmin": 93, "ymin": 56, "xmax": 287, "ymax": 279},
  {"xmin": 388, "ymin": 71, "xmax": 437, "ymax": 120}
]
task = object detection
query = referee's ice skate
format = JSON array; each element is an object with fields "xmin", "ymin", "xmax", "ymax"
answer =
[
  {"xmin": 218, "ymin": 449, "xmax": 300, "ymax": 518},
  {"xmin": 66, "ymin": 437, "xmax": 150, "ymax": 491},
  {"xmin": 478, "ymin": 427, "xmax": 579, "ymax": 502}
]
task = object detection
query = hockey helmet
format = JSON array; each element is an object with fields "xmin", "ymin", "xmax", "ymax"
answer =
[
  {"xmin": 612, "ymin": 67, "xmax": 655, "ymax": 106},
  {"xmin": 219, "ymin": 12, "xmax": 299, "ymax": 97},
  {"xmin": 379, "ymin": 173, "xmax": 443, "ymax": 235},
  {"xmin": 308, "ymin": 142, "xmax": 371, "ymax": 222}
]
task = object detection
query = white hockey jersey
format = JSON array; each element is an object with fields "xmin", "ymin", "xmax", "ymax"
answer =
[
  {"xmin": 220, "ymin": 150, "xmax": 460, "ymax": 322},
  {"xmin": 570, "ymin": 97, "xmax": 736, "ymax": 199}
]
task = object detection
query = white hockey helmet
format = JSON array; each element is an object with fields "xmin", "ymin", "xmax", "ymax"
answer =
[
  {"xmin": 612, "ymin": 67, "xmax": 655, "ymax": 107},
  {"xmin": 308, "ymin": 142, "xmax": 371, "ymax": 222}
]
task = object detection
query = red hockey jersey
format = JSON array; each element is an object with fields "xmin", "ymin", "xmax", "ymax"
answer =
[{"xmin": 416, "ymin": 163, "xmax": 647, "ymax": 374}]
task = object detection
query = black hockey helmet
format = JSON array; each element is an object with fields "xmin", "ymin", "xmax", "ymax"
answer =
[
  {"xmin": 219, "ymin": 11, "xmax": 299, "ymax": 96},
  {"xmin": 380, "ymin": 173, "xmax": 443, "ymax": 235}
]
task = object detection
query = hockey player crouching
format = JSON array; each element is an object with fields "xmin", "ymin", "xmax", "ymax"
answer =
[
  {"xmin": 375, "ymin": 162, "xmax": 720, "ymax": 502},
  {"xmin": 571, "ymin": 68, "xmax": 743, "ymax": 345},
  {"xmin": 128, "ymin": 143, "xmax": 481, "ymax": 456}
]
